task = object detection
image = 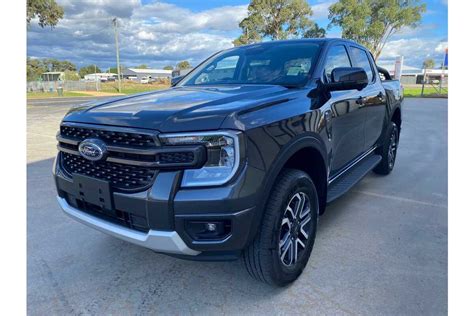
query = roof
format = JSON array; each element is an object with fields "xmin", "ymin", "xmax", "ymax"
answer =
[
  {"xmin": 377, "ymin": 62, "xmax": 424, "ymax": 75},
  {"xmin": 84, "ymin": 73, "xmax": 117, "ymax": 76},
  {"xmin": 125, "ymin": 68, "xmax": 172, "ymax": 74},
  {"xmin": 233, "ymin": 38, "xmax": 359, "ymax": 49}
]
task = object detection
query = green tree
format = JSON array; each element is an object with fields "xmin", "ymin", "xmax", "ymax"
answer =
[
  {"xmin": 163, "ymin": 65, "xmax": 174, "ymax": 70},
  {"xmin": 136, "ymin": 64, "xmax": 148, "ymax": 69},
  {"xmin": 329, "ymin": 0, "xmax": 426, "ymax": 60},
  {"xmin": 303, "ymin": 22, "xmax": 326, "ymax": 38},
  {"xmin": 176, "ymin": 61, "xmax": 192, "ymax": 70},
  {"xmin": 422, "ymin": 58, "xmax": 435, "ymax": 69},
  {"xmin": 44, "ymin": 58, "xmax": 76, "ymax": 72},
  {"xmin": 27, "ymin": 57, "xmax": 47, "ymax": 81},
  {"xmin": 26, "ymin": 57, "xmax": 77, "ymax": 81},
  {"xmin": 79, "ymin": 65, "xmax": 101, "ymax": 78},
  {"xmin": 64, "ymin": 70, "xmax": 80, "ymax": 81},
  {"xmin": 233, "ymin": 0, "xmax": 313, "ymax": 46},
  {"xmin": 27, "ymin": 0, "xmax": 64, "ymax": 28}
]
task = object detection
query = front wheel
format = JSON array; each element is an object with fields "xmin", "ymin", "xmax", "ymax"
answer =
[
  {"xmin": 242, "ymin": 169, "xmax": 319, "ymax": 286},
  {"xmin": 374, "ymin": 122, "xmax": 399, "ymax": 175}
]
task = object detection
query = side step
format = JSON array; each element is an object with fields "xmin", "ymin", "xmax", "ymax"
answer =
[{"xmin": 327, "ymin": 154, "xmax": 382, "ymax": 203}]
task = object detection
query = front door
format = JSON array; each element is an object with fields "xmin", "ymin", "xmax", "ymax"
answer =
[{"xmin": 322, "ymin": 44, "xmax": 366, "ymax": 177}]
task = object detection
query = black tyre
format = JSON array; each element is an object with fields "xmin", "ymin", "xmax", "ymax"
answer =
[
  {"xmin": 373, "ymin": 122, "xmax": 399, "ymax": 175},
  {"xmin": 242, "ymin": 169, "xmax": 319, "ymax": 286}
]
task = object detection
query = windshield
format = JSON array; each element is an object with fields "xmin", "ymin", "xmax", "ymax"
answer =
[{"xmin": 179, "ymin": 42, "xmax": 322, "ymax": 87}]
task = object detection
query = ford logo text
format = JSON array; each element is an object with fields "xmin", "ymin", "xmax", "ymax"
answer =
[{"xmin": 78, "ymin": 139, "xmax": 107, "ymax": 161}]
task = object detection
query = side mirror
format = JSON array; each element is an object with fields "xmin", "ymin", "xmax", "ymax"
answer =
[
  {"xmin": 325, "ymin": 67, "xmax": 368, "ymax": 91},
  {"xmin": 171, "ymin": 75, "xmax": 184, "ymax": 86}
]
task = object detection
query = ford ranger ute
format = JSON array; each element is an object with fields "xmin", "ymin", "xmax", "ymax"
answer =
[{"xmin": 53, "ymin": 39, "xmax": 402, "ymax": 286}]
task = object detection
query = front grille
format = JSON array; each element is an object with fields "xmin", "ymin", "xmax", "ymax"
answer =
[
  {"xmin": 60, "ymin": 125, "xmax": 157, "ymax": 147},
  {"xmin": 61, "ymin": 152, "xmax": 156, "ymax": 191}
]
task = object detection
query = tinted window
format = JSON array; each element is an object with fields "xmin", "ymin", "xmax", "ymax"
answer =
[
  {"xmin": 194, "ymin": 55, "xmax": 240, "ymax": 84},
  {"xmin": 350, "ymin": 47, "xmax": 374, "ymax": 82},
  {"xmin": 181, "ymin": 43, "xmax": 322, "ymax": 87},
  {"xmin": 324, "ymin": 45, "xmax": 351, "ymax": 82}
]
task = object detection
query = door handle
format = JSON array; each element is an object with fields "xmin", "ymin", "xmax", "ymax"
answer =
[
  {"xmin": 356, "ymin": 96, "xmax": 367, "ymax": 106},
  {"xmin": 377, "ymin": 92, "xmax": 385, "ymax": 101},
  {"xmin": 324, "ymin": 110, "xmax": 332, "ymax": 140}
]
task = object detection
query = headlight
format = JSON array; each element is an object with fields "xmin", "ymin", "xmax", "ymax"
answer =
[{"xmin": 159, "ymin": 131, "xmax": 241, "ymax": 187}]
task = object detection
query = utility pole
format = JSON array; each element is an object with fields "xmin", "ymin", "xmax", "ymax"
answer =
[
  {"xmin": 113, "ymin": 18, "xmax": 122, "ymax": 93},
  {"xmin": 94, "ymin": 64, "xmax": 99, "ymax": 91}
]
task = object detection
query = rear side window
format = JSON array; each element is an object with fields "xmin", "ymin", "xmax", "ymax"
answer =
[
  {"xmin": 350, "ymin": 47, "xmax": 375, "ymax": 83},
  {"xmin": 323, "ymin": 45, "xmax": 352, "ymax": 82}
]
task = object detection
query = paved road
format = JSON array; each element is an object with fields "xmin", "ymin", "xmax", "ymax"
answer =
[{"xmin": 27, "ymin": 98, "xmax": 447, "ymax": 315}]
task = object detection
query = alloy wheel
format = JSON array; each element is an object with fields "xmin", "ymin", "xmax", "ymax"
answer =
[
  {"xmin": 279, "ymin": 192, "xmax": 312, "ymax": 267},
  {"xmin": 388, "ymin": 128, "xmax": 398, "ymax": 169}
]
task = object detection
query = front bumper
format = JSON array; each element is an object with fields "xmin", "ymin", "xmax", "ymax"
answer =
[
  {"xmin": 54, "ymin": 154, "xmax": 265, "ymax": 259},
  {"xmin": 57, "ymin": 196, "xmax": 200, "ymax": 255}
]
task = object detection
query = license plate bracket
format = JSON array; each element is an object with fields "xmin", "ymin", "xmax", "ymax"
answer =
[{"xmin": 72, "ymin": 174, "xmax": 113, "ymax": 210}]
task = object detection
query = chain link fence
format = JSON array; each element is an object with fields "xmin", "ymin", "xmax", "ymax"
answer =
[{"xmin": 27, "ymin": 81, "xmax": 101, "ymax": 93}]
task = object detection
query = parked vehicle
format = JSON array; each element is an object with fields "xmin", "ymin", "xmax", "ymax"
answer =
[
  {"xmin": 54, "ymin": 39, "xmax": 403, "ymax": 286},
  {"xmin": 140, "ymin": 76, "xmax": 150, "ymax": 84}
]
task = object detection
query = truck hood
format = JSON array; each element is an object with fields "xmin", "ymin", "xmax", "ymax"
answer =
[{"xmin": 63, "ymin": 85, "xmax": 294, "ymax": 132}]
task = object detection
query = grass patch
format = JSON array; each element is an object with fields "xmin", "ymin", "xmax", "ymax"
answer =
[
  {"xmin": 27, "ymin": 91, "xmax": 90, "ymax": 99},
  {"xmin": 100, "ymin": 81, "xmax": 170, "ymax": 95},
  {"xmin": 404, "ymin": 87, "xmax": 448, "ymax": 98}
]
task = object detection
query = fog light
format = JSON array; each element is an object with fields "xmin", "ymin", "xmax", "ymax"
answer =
[
  {"xmin": 205, "ymin": 223, "xmax": 217, "ymax": 232},
  {"xmin": 185, "ymin": 220, "xmax": 231, "ymax": 241}
]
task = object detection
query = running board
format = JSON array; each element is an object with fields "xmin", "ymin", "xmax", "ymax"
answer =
[{"xmin": 327, "ymin": 154, "xmax": 382, "ymax": 203}]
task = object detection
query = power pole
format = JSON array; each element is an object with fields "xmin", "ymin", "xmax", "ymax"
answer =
[
  {"xmin": 112, "ymin": 18, "xmax": 122, "ymax": 93},
  {"xmin": 94, "ymin": 64, "xmax": 99, "ymax": 91}
]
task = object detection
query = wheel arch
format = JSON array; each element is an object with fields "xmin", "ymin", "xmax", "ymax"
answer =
[
  {"xmin": 391, "ymin": 107, "xmax": 402, "ymax": 133},
  {"xmin": 247, "ymin": 134, "xmax": 329, "ymax": 245}
]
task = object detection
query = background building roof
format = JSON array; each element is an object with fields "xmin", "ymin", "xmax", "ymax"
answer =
[{"xmin": 125, "ymin": 68, "xmax": 172, "ymax": 75}]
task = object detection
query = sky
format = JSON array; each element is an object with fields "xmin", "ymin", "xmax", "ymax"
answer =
[{"xmin": 26, "ymin": 0, "xmax": 448, "ymax": 70}]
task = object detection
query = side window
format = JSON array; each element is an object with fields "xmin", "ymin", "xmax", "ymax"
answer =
[
  {"xmin": 350, "ymin": 47, "xmax": 375, "ymax": 83},
  {"xmin": 323, "ymin": 45, "xmax": 352, "ymax": 82}
]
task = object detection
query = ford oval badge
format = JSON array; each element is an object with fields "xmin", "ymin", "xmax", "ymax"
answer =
[{"xmin": 78, "ymin": 138, "xmax": 107, "ymax": 161}]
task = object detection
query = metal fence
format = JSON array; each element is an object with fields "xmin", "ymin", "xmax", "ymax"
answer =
[{"xmin": 27, "ymin": 81, "xmax": 100, "ymax": 92}]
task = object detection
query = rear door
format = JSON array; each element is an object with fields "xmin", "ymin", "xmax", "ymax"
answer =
[
  {"xmin": 322, "ymin": 44, "xmax": 366, "ymax": 176},
  {"xmin": 348, "ymin": 46, "xmax": 387, "ymax": 150}
]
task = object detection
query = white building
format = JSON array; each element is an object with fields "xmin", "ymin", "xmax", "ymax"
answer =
[
  {"xmin": 123, "ymin": 68, "xmax": 172, "ymax": 80},
  {"xmin": 84, "ymin": 73, "xmax": 117, "ymax": 81},
  {"xmin": 377, "ymin": 61, "xmax": 448, "ymax": 85}
]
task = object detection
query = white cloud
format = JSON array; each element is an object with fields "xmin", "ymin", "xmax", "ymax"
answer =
[
  {"xmin": 27, "ymin": 0, "xmax": 446, "ymax": 70},
  {"xmin": 435, "ymin": 41, "xmax": 448, "ymax": 53},
  {"xmin": 311, "ymin": 1, "xmax": 335, "ymax": 20},
  {"xmin": 28, "ymin": 1, "xmax": 247, "ymax": 68},
  {"xmin": 379, "ymin": 38, "xmax": 449, "ymax": 68},
  {"xmin": 131, "ymin": 2, "xmax": 247, "ymax": 33},
  {"xmin": 396, "ymin": 23, "xmax": 438, "ymax": 37},
  {"xmin": 137, "ymin": 30, "xmax": 156, "ymax": 41}
]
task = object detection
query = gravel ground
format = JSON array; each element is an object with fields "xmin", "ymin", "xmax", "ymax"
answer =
[{"xmin": 27, "ymin": 97, "xmax": 447, "ymax": 315}]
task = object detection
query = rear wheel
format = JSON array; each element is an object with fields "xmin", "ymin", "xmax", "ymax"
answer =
[
  {"xmin": 242, "ymin": 169, "xmax": 319, "ymax": 286},
  {"xmin": 374, "ymin": 122, "xmax": 399, "ymax": 175}
]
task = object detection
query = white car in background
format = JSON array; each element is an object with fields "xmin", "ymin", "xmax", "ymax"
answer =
[{"xmin": 140, "ymin": 77, "xmax": 150, "ymax": 84}]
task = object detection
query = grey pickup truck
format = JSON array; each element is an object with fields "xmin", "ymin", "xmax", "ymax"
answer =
[{"xmin": 54, "ymin": 39, "xmax": 403, "ymax": 286}]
